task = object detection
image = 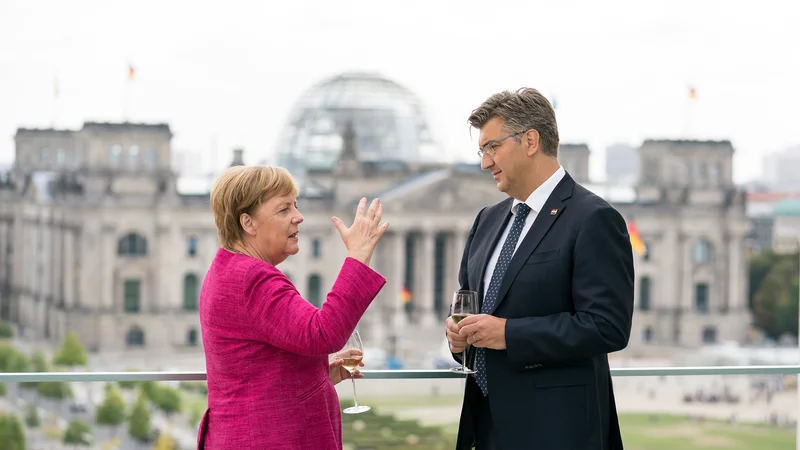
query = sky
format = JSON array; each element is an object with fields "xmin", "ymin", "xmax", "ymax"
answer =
[{"xmin": 0, "ymin": 0, "xmax": 798, "ymax": 183}]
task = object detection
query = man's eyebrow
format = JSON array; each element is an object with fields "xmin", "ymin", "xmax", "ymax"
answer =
[{"xmin": 479, "ymin": 138, "xmax": 496, "ymax": 148}]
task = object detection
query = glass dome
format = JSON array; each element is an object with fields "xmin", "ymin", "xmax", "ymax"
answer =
[{"xmin": 275, "ymin": 72, "xmax": 437, "ymax": 173}]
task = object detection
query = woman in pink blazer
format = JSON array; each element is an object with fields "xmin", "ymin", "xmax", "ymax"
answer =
[{"xmin": 197, "ymin": 165, "xmax": 389, "ymax": 449}]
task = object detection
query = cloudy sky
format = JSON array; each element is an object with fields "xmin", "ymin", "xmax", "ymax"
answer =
[{"xmin": 1, "ymin": 0, "xmax": 798, "ymax": 182}]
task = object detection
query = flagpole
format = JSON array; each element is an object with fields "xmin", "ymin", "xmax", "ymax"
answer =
[
  {"xmin": 52, "ymin": 74, "xmax": 59, "ymax": 129},
  {"xmin": 683, "ymin": 86, "xmax": 697, "ymax": 139},
  {"xmin": 124, "ymin": 64, "xmax": 134, "ymax": 122}
]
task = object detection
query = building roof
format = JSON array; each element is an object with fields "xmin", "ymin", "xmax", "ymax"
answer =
[{"xmin": 747, "ymin": 192, "xmax": 800, "ymax": 203}]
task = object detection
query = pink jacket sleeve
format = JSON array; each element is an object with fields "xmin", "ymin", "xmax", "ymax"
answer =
[{"xmin": 240, "ymin": 257, "xmax": 386, "ymax": 355}]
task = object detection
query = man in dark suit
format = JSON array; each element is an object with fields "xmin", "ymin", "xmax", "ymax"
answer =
[{"xmin": 445, "ymin": 88, "xmax": 634, "ymax": 450}]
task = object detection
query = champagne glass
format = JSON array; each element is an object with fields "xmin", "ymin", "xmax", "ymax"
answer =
[
  {"xmin": 450, "ymin": 290, "xmax": 478, "ymax": 374},
  {"xmin": 450, "ymin": 290, "xmax": 478, "ymax": 375},
  {"xmin": 341, "ymin": 329, "xmax": 370, "ymax": 414}
]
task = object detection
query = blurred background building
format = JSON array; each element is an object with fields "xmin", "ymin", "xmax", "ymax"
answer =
[{"xmin": 0, "ymin": 72, "xmax": 753, "ymax": 358}]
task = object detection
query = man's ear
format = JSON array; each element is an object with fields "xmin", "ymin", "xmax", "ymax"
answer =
[
  {"xmin": 524, "ymin": 129, "xmax": 541, "ymax": 157},
  {"xmin": 240, "ymin": 213, "xmax": 255, "ymax": 236}
]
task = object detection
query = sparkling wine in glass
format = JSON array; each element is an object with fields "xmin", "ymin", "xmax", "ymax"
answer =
[
  {"xmin": 450, "ymin": 290, "xmax": 478, "ymax": 374},
  {"xmin": 341, "ymin": 329, "xmax": 370, "ymax": 414}
]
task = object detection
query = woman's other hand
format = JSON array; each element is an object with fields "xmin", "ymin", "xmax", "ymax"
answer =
[
  {"xmin": 329, "ymin": 349, "xmax": 365, "ymax": 386},
  {"xmin": 331, "ymin": 197, "xmax": 389, "ymax": 267}
]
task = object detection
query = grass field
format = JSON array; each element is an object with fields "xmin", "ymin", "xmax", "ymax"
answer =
[
  {"xmin": 620, "ymin": 413, "xmax": 795, "ymax": 450},
  {"xmin": 182, "ymin": 391, "xmax": 797, "ymax": 449},
  {"xmin": 363, "ymin": 394, "xmax": 797, "ymax": 449}
]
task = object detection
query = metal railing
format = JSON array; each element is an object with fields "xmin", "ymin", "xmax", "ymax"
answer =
[{"xmin": 2, "ymin": 365, "xmax": 800, "ymax": 383}]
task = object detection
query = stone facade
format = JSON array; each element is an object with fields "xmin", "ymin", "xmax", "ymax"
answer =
[{"xmin": 0, "ymin": 124, "xmax": 752, "ymax": 355}]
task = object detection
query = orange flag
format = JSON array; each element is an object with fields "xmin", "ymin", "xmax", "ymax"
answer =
[
  {"xmin": 128, "ymin": 65, "xmax": 135, "ymax": 81},
  {"xmin": 627, "ymin": 221, "xmax": 647, "ymax": 256}
]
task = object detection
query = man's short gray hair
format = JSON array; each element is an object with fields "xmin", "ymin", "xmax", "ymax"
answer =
[{"xmin": 468, "ymin": 88, "xmax": 560, "ymax": 157}]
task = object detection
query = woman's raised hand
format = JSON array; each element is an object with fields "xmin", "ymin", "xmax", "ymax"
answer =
[{"xmin": 331, "ymin": 198, "xmax": 389, "ymax": 266}]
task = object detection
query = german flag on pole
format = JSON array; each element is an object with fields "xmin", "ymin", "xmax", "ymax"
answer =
[{"xmin": 627, "ymin": 221, "xmax": 647, "ymax": 257}]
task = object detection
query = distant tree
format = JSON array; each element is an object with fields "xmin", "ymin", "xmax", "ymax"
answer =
[
  {"xmin": 753, "ymin": 254, "xmax": 800, "ymax": 338},
  {"xmin": 0, "ymin": 320, "xmax": 13, "ymax": 339},
  {"xmin": 748, "ymin": 250, "xmax": 782, "ymax": 308},
  {"xmin": 21, "ymin": 350, "xmax": 48, "ymax": 390},
  {"xmin": 53, "ymin": 332, "xmax": 88, "ymax": 367},
  {"xmin": 24, "ymin": 406, "xmax": 39, "ymax": 429},
  {"xmin": 188, "ymin": 406, "xmax": 204, "ymax": 428},
  {"xmin": 62, "ymin": 419, "xmax": 92, "ymax": 446},
  {"xmin": 117, "ymin": 368, "xmax": 140, "ymax": 389},
  {"xmin": 128, "ymin": 395, "xmax": 151, "ymax": 443},
  {"xmin": 29, "ymin": 351, "xmax": 48, "ymax": 372},
  {"xmin": 0, "ymin": 412, "xmax": 27, "ymax": 450},
  {"xmin": 0, "ymin": 343, "xmax": 27, "ymax": 372},
  {"xmin": 96, "ymin": 386, "xmax": 126, "ymax": 429},
  {"xmin": 151, "ymin": 385, "xmax": 182, "ymax": 416},
  {"xmin": 0, "ymin": 382, "xmax": 6, "ymax": 396},
  {"xmin": 36, "ymin": 381, "xmax": 72, "ymax": 400}
]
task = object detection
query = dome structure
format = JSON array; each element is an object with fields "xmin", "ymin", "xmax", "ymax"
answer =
[{"xmin": 275, "ymin": 72, "xmax": 437, "ymax": 173}]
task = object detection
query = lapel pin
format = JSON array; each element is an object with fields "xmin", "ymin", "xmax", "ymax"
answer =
[{"xmin": 550, "ymin": 209, "xmax": 558, "ymax": 216}]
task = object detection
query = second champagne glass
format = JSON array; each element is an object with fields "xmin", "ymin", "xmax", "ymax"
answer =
[
  {"xmin": 450, "ymin": 290, "xmax": 478, "ymax": 374},
  {"xmin": 340, "ymin": 329, "xmax": 370, "ymax": 414}
]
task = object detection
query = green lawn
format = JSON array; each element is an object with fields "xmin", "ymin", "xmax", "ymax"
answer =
[
  {"xmin": 620, "ymin": 414, "xmax": 795, "ymax": 450},
  {"xmin": 178, "ymin": 389, "xmax": 797, "ymax": 449}
]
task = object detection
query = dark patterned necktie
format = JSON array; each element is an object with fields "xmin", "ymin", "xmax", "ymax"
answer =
[{"xmin": 474, "ymin": 203, "xmax": 531, "ymax": 396}]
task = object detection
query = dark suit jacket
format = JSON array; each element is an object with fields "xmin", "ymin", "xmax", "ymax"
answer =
[{"xmin": 454, "ymin": 173, "xmax": 634, "ymax": 450}]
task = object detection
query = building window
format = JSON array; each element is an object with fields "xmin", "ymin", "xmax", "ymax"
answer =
[
  {"xmin": 123, "ymin": 279, "xmax": 141, "ymax": 313},
  {"xmin": 696, "ymin": 163, "xmax": 707, "ymax": 179},
  {"xmin": 55, "ymin": 148, "xmax": 65, "ymax": 165},
  {"xmin": 71, "ymin": 149, "xmax": 80, "ymax": 166},
  {"xmin": 183, "ymin": 274, "xmax": 199, "ymax": 311},
  {"xmin": 187, "ymin": 328, "xmax": 198, "ymax": 346},
  {"xmin": 307, "ymin": 274, "xmax": 322, "ymax": 307},
  {"xmin": 146, "ymin": 148, "xmax": 158, "ymax": 167},
  {"xmin": 695, "ymin": 283, "xmax": 709, "ymax": 314},
  {"xmin": 118, "ymin": 233, "xmax": 147, "ymax": 256},
  {"xmin": 702, "ymin": 326, "xmax": 717, "ymax": 344},
  {"xmin": 643, "ymin": 242, "xmax": 652, "ymax": 262},
  {"xmin": 128, "ymin": 145, "xmax": 140, "ymax": 167},
  {"xmin": 643, "ymin": 327, "xmax": 654, "ymax": 343},
  {"xmin": 109, "ymin": 145, "xmax": 122, "ymax": 166},
  {"xmin": 312, "ymin": 239, "xmax": 321, "ymax": 258},
  {"xmin": 187, "ymin": 236, "xmax": 198, "ymax": 257},
  {"xmin": 709, "ymin": 163, "xmax": 721, "ymax": 185},
  {"xmin": 126, "ymin": 327, "xmax": 145, "ymax": 347},
  {"xmin": 639, "ymin": 277, "xmax": 651, "ymax": 311},
  {"xmin": 692, "ymin": 240, "xmax": 714, "ymax": 263}
]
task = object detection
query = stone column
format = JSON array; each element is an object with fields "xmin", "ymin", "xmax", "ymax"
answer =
[
  {"xmin": 447, "ymin": 229, "xmax": 470, "ymax": 308},
  {"xmin": 63, "ymin": 228, "xmax": 74, "ymax": 308},
  {"xmin": 101, "ymin": 225, "xmax": 116, "ymax": 311},
  {"xmin": 416, "ymin": 230, "xmax": 437, "ymax": 327},
  {"xmin": 390, "ymin": 231, "xmax": 407, "ymax": 332},
  {"xmin": 730, "ymin": 233, "xmax": 747, "ymax": 311},
  {"xmin": 367, "ymin": 235, "xmax": 387, "ymax": 347}
]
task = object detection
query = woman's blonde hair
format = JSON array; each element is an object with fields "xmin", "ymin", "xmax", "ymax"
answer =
[{"xmin": 210, "ymin": 165, "xmax": 298, "ymax": 249}]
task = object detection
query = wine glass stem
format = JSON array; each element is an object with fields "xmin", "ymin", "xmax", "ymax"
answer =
[
  {"xmin": 461, "ymin": 350, "xmax": 467, "ymax": 372},
  {"xmin": 351, "ymin": 377, "xmax": 359, "ymax": 407}
]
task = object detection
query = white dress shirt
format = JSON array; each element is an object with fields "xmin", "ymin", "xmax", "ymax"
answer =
[{"xmin": 482, "ymin": 166, "xmax": 566, "ymax": 299}]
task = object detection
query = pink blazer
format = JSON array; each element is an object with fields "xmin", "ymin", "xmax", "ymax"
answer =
[{"xmin": 197, "ymin": 249, "xmax": 386, "ymax": 449}]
